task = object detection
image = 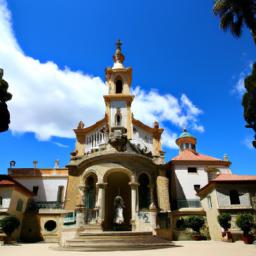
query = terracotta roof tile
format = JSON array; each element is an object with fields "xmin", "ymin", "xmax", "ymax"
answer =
[
  {"xmin": 212, "ymin": 173, "xmax": 256, "ymax": 182},
  {"xmin": 0, "ymin": 179, "xmax": 15, "ymax": 185},
  {"xmin": 172, "ymin": 149, "xmax": 220, "ymax": 161},
  {"xmin": 0, "ymin": 175, "xmax": 34, "ymax": 196},
  {"xmin": 197, "ymin": 173, "xmax": 256, "ymax": 196}
]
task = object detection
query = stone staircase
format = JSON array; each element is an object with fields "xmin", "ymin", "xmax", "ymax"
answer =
[{"xmin": 56, "ymin": 231, "xmax": 174, "ymax": 251}]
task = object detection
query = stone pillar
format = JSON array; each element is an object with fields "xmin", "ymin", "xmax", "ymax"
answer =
[
  {"xmin": 156, "ymin": 169, "xmax": 170, "ymax": 212},
  {"xmin": 76, "ymin": 186, "xmax": 85, "ymax": 227},
  {"xmin": 129, "ymin": 177, "xmax": 139, "ymax": 230},
  {"xmin": 76, "ymin": 206, "xmax": 85, "ymax": 227},
  {"xmin": 96, "ymin": 182, "xmax": 107, "ymax": 224},
  {"xmin": 148, "ymin": 184, "xmax": 154, "ymax": 205},
  {"xmin": 149, "ymin": 202, "xmax": 157, "ymax": 235}
]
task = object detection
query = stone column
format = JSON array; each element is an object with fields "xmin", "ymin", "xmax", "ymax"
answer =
[
  {"xmin": 96, "ymin": 182, "xmax": 107, "ymax": 224},
  {"xmin": 76, "ymin": 186, "xmax": 85, "ymax": 227},
  {"xmin": 156, "ymin": 169, "xmax": 170, "ymax": 212},
  {"xmin": 149, "ymin": 202, "xmax": 157, "ymax": 235},
  {"xmin": 148, "ymin": 184, "xmax": 154, "ymax": 205},
  {"xmin": 129, "ymin": 177, "xmax": 139, "ymax": 230}
]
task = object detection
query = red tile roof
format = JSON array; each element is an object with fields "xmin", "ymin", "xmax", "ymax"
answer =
[
  {"xmin": 0, "ymin": 179, "xmax": 15, "ymax": 185},
  {"xmin": 212, "ymin": 173, "xmax": 256, "ymax": 182},
  {"xmin": 0, "ymin": 175, "xmax": 34, "ymax": 196},
  {"xmin": 172, "ymin": 149, "xmax": 220, "ymax": 161},
  {"xmin": 197, "ymin": 173, "xmax": 256, "ymax": 196}
]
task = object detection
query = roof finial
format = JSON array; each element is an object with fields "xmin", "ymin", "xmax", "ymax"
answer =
[
  {"xmin": 113, "ymin": 39, "xmax": 125, "ymax": 68},
  {"xmin": 116, "ymin": 39, "xmax": 122, "ymax": 51},
  {"xmin": 183, "ymin": 128, "xmax": 187, "ymax": 133}
]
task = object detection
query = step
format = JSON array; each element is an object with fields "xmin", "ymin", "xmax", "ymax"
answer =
[
  {"xmin": 79, "ymin": 231, "xmax": 152, "ymax": 237},
  {"xmin": 68, "ymin": 236, "xmax": 156, "ymax": 242},
  {"xmin": 53, "ymin": 243, "xmax": 173, "ymax": 252}
]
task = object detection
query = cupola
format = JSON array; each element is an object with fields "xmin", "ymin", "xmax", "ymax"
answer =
[{"xmin": 176, "ymin": 129, "xmax": 197, "ymax": 152}]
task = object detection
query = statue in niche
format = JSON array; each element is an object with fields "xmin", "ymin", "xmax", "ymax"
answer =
[{"xmin": 113, "ymin": 194, "xmax": 125, "ymax": 225}]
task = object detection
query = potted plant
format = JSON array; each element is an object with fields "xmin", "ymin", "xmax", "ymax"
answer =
[
  {"xmin": 217, "ymin": 213, "xmax": 232, "ymax": 242},
  {"xmin": 186, "ymin": 216, "xmax": 205, "ymax": 240},
  {"xmin": 236, "ymin": 213, "xmax": 255, "ymax": 244},
  {"xmin": 0, "ymin": 215, "xmax": 20, "ymax": 243}
]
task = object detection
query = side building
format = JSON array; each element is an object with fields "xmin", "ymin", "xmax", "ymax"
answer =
[
  {"xmin": 198, "ymin": 174, "xmax": 256, "ymax": 241},
  {"xmin": 167, "ymin": 129, "xmax": 232, "ymax": 240},
  {"xmin": 8, "ymin": 162, "xmax": 68, "ymax": 242},
  {"xmin": 0, "ymin": 175, "xmax": 34, "ymax": 241}
]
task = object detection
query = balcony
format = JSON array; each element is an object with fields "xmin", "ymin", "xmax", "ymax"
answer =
[
  {"xmin": 63, "ymin": 212, "xmax": 76, "ymax": 225},
  {"xmin": 29, "ymin": 201, "xmax": 63, "ymax": 210},
  {"xmin": 176, "ymin": 199, "xmax": 201, "ymax": 209}
]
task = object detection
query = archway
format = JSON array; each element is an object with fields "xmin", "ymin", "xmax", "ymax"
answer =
[{"xmin": 104, "ymin": 171, "xmax": 131, "ymax": 231}]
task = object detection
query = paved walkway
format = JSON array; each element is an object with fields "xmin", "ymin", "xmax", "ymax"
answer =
[{"xmin": 0, "ymin": 240, "xmax": 255, "ymax": 256}]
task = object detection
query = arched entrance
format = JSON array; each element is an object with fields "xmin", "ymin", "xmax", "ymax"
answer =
[{"xmin": 104, "ymin": 171, "xmax": 131, "ymax": 231}]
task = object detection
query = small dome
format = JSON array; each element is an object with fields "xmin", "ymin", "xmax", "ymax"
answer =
[
  {"xmin": 176, "ymin": 129, "xmax": 197, "ymax": 152},
  {"xmin": 178, "ymin": 129, "xmax": 195, "ymax": 139}
]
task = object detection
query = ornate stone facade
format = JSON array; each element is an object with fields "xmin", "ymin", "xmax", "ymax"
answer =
[{"xmin": 63, "ymin": 41, "xmax": 170, "ymax": 236}]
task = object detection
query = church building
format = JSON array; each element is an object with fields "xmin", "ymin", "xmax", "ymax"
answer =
[
  {"xmin": 64, "ymin": 40, "xmax": 170, "ymax": 234},
  {"xmin": 4, "ymin": 41, "xmax": 256, "ymax": 247}
]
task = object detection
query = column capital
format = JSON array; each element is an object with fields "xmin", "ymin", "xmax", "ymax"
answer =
[
  {"xmin": 96, "ymin": 182, "xmax": 108, "ymax": 188},
  {"xmin": 129, "ymin": 182, "xmax": 139, "ymax": 187}
]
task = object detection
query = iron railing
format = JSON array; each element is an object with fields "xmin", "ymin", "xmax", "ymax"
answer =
[
  {"xmin": 29, "ymin": 201, "xmax": 63, "ymax": 209},
  {"xmin": 176, "ymin": 199, "xmax": 201, "ymax": 209}
]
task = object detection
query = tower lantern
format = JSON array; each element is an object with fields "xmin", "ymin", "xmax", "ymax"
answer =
[{"xmin": 176, "ymin": 129, "xmax": 197, "ymax": 152}]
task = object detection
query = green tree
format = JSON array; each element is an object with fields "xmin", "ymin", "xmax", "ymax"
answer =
[
  {"xmin": 213, "ymin": 1, "xmax": 256, "ymax": 147},
  {"xmin": 236, "ymin": 213, "xmax": 255, "ymax": 235},
  {"xmin": 242, "ymin": 64, "xmax": 256, "ymax": 148},
  {"xmin": 0, "ymin": 216, "xmax": 20, "ymax": 237},
  {"xmin": 213, "ymin": 0, "xmax": 256, "ymax": 43},
  {"xmin": 186, "ymin": 216, "xmax": 205, "ymax": 234},
  {"xmin": 0, "ymin": 68, "xmax": 12, "ymax": 132},
  {"xmin": 217, "ymin": 213, "xmax": 231, "ymax": 231}
]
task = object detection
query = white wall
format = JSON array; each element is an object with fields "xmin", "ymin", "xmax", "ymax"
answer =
[
  {"xmin": 131, "ymin": 125, "xmax": 153, "ymax": 153},
  {"xmin": 174, "ymin": 165, "xmax": 231, "ymax": 201},
  {"xmin": 13, "ymin": 177, "xmax": 67, "ymax": 202},
  {"xmin": 110, "ymin": 101, "xmax": 127, "ymax": 127},
  {"xmin": 0, "ymin": 189, "xmax": 12, "ymax": 209},
  {"xmin": 174, "ymin": 165, "xmax": 208, "ymax": 200}
]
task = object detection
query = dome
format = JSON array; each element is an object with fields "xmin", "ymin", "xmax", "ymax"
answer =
[
  {"xmin": 178, "ymin": 129, "xmax": 195, "ymax": 139},
  {"xmin": 176, "ymin": 129, "xmax": 197, "ymax": 152}
]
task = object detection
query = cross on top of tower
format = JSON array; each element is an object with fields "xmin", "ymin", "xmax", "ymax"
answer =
[
  {"xmin": 113, "ymin": 39, "xmax": 125, "ymax": 68},
  {"xmin": 116, "ymin": 39, "xmax": 122, "ymax": 51}
]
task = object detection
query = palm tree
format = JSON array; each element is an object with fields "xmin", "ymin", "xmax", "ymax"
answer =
[
  {"xmin": 213, "ymin": 0, "xmax": 256, "ymax": 43},
  {"xmin": 242, "ymin": 63, "xmax": 256, "ymax": 148},
  {"xmin": 0, "ymin": 68, "xmax": 12, "ymax": 132}
]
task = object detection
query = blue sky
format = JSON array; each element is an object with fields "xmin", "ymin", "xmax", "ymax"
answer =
[{"xmin": 0, "ymin": 0, "xmax": 255, "ymax": 174}]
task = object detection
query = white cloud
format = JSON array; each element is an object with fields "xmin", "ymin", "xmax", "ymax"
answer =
[
  {"xmin": 0, "ymin": 0, "xmax": 204, "ymax": 149},
  {"xmin": 52, "ymin": 142, "xmax": 69, "ymax": 148},
  {"xmin": 233, "ymin": 62, "xmax": 253, "ymax": 96},
  {"xmin": 243, "ymin": 137, "xmax": 254, "ymax": 150}
]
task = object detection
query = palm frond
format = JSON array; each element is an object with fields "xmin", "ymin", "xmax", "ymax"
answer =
[{"xmin": 220, "ymin": 12, "xmax": 234, "ymax": 31}]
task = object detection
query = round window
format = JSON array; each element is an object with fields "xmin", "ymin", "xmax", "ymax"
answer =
[{"xmin": 44, "ymin": 220, "xmax": 57, "ymax": 232}]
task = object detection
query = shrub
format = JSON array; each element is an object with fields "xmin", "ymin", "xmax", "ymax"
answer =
[
  {"xmin": 218, "ymin": 213, "xmax": 231, "ymax": 232},
  {"xmin": 176, "ymin": 218, "xmax": 186, "ymax": 230},
  {"xmin": 236, "ymin": 213, "xmax": 254, "ymax": 235},
  {"xmin": 0, "ymin": 216, "xmax": 20, "ymax": 236},
  {"xmin": 186, "ymin": 216, "xmax": 205, "ymax": 234}
]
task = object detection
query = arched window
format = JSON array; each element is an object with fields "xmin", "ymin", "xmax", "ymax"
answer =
[
  {"xmin": 138, "ymin": 174, "xmax": 150, "ymax": 209},
  {"xmin": 115, "ymin": 79, "xmax": 123, "ymax": 94},
  {"xmin": 115, "ymin": 108, "xmax": 122, "ymax": 126},
  {"xmin": 85, "ymin": 176, "xmax": 96, "ymax": 209},
  {"xmin": 229, "ymin": 190, "xmax": 240, "ymax": 205}
]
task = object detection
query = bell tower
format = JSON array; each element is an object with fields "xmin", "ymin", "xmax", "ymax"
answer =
[{"xmin": 104, "ymin": 40, "xmax": 134, "ymax": 139}]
